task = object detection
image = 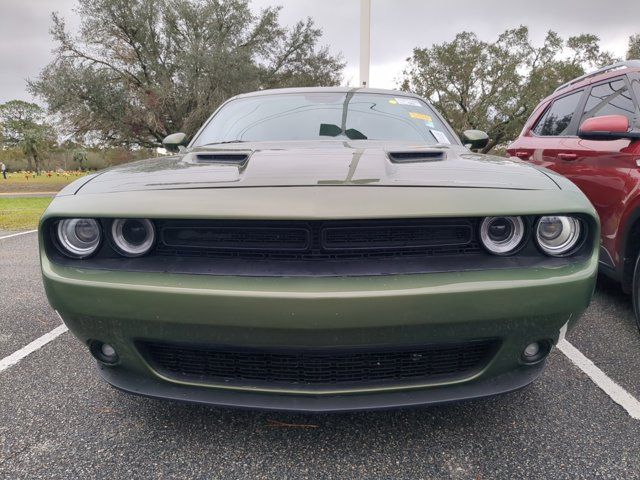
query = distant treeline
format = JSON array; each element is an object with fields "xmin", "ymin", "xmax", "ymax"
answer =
[{"xmin": 0, "ymin": 146, "xmax": 156, "ymax": 172}]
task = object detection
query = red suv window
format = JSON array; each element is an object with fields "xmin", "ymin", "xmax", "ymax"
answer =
[
  {"xmin": 532, "ymin": 90, "xmax": 583, "ymax": 137},
  {"xmin": 580, "ymin": 78, "xmax": 639, "ymax": 126}
]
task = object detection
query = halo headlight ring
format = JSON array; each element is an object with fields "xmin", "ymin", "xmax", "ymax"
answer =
[
  {"xmin": 55, "ymin": 218, "xmax": 102, "ymax": 259},
  {"xmin": 110, "ymin": 218, "xmax": 156, "ymax": 257},
  {"xmin": 479, "ymin": 216, "xmax": 526, "ymax": 256},
  {"xmin": 535, "ymin": 216, "xmax": 583, "ymax": 257}
]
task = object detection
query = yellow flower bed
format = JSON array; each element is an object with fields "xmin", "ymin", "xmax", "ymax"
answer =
[{"xmin": 0, "ymin": 171, "xmax": 88, "ymax": 193}]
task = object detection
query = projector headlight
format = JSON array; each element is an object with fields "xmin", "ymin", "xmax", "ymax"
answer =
[
  {"xmin": 479, "ymin": 216, "xmax": 525, "ymax": 255},
  {"xmin": 111, "ymin": 218, "xmax": 155, "ymax": 257},
  {"xmin": 56, "ymin": 218, "xmax": 101, "ymax": 258},
  {"xmin": 535, "ymin": 216, "xmax": 582, "ymax": 256}
]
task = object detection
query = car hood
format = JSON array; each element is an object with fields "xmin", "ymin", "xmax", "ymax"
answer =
[{"xmin": 74, "ymin": 140, "xmax": 559, "ymax": 195}]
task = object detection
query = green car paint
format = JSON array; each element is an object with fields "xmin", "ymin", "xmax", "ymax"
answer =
[{"xmin": 39, "ymin": 88, "xmax": 599, "ymax": 411}]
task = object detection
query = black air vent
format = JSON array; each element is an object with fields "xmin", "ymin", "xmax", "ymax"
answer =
[
  {"xmin": 195, "ymin": 153, "xmax": 249, "ymax": 164},
  {"xmin": 387, "ymin": 150, "xmax": 445, "ymax": 163},
  {"xmin": 137, "ymin": 339, "xmax": 500, "ymax": 389}
]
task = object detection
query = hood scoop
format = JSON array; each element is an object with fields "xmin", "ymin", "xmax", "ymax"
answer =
[
  {"xmin": 186, "ymin": 151, "xmax": 251, "ymax": 165},
  {"xmin": 387, "ymin": 150, "xmax": 446, "ymax": 163}
]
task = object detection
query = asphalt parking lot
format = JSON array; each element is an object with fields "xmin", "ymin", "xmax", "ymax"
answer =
[{"xmin": 2, "ymin": 230, "xmax": 640, "ymax": 479}]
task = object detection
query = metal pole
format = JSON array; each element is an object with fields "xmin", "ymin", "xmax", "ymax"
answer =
[{"xmin": 359, "ymin": 0, "xmax": 371, "ymax": 87}]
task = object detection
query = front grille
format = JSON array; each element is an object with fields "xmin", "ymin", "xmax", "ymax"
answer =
[
  {"xmin": 138, "ymin": 339, "xmax": 499, "ymax": 390},
  {"xmin": 322, "ymin": 224, "xmax": 471, "ymax": 250},
  {"xmin": 156, "ymin": 218, "xmax": 481, "ymax": 261},
  {"xmin": 162, "ymin": 225, "xmax": 311, "ymax": 251}
]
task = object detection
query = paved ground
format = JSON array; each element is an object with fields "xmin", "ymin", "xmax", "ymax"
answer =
[{"xmin": 2, "ymin": 231, "xmax": 640, "ymax": 479}]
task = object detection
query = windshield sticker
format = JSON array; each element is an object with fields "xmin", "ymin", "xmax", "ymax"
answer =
[
  {"xmin": 430, "ymin": 130, "xmax": 451, "ymax": 144},
  {"xmin": 409, "ymin": 112, "xmax": 432, "ymax": 121},
  {"xmin": 395, "ymin": 97, "xmax": 423, "ymax": 107},
  {"xmin": 388, "ymin": 99, "xmax": 398, "ymax": 105}
]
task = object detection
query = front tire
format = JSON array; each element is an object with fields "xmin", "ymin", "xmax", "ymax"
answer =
[{"xmin": 632, "ymin": 254, "xmax": 640, "ymax": 332}]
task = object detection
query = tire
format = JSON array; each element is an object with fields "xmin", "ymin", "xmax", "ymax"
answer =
[{"xmin": 632, "ymin": 253, "xmax": 640, "ymax": 333}]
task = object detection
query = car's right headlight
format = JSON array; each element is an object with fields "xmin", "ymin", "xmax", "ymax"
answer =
[
  {"xmin": 535, "ymin": 216, "xmax": 582, "ymax": 256},
  {"xmin": 111, "ymin": 218, "xmax": 156, "ymax": 257},
  {"xmin": 56, "ymin": 218, "xmax": 102, "ymax": 258}
]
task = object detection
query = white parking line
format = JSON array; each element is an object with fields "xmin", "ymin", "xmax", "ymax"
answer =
[
  {"xmin": 0, "ymin": 229, "xmax": 37, "ymax": 240},
  {"xmin": 558, "ymin": 339, "xmax": 640, "ymax": 420},
  {"xmin": 0, "ymin": 323, "xmax": 68, "ymax": 373}
]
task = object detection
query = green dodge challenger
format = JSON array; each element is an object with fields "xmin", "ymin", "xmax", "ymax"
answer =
[{"xmin": 40, "ymin": 87, "xmax": 598, "ymax": 411}]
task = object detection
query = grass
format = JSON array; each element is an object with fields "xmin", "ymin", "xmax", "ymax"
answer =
[
  {"xmin": 0, "ymin": 172, "xmax": 88, "ymax": 193},
  {"xmin": 0, "ymin": 197, "xmax": 53, "ymax": 230}
]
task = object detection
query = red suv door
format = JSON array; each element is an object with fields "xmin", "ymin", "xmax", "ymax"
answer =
[{"xmin": 508, "ymin": 75, "xmax": 640, "ymax": 270}]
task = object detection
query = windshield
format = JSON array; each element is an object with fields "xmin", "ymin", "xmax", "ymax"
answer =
[{"xmin": 192, "ymin": 92, "xmax": 457, "ymax": 146}]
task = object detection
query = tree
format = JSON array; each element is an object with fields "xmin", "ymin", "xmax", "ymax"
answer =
[
  {"xmin": 72, "ymin": 149, "xmax": 88, "ymax": 170},
  {"xmin": 29, "ymin": 0, "xmax": 344, "ymax": 148},
  {"xmin": 628, "ymin": 34, "xmax": 640, "ymax": 60},
  {"xmin": 401, "ymin": 27, "xmax": 618, "ymax": 152},
  {"xmin": 0, "ymin": 100, "xmax": 56, "ymax": 173}
]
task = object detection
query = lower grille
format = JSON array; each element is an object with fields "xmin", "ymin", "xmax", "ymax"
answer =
[{"xmin": 138, "ymin": 339, "xmax": 499, "ymax": 390}]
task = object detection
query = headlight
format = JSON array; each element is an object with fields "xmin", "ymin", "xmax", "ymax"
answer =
[
  {"xmin": 111, "ymin": 219, "xmax": 155, "ymax": 257},
  {"xmin": 56, "ymin": 218, "xmax": 101, "ymax": 258},
  {"xmin": 479, "ymin": 216, "xmax": 525, "ymax": 255},
  {"xmin": 535, "ymin": 216, "xmax": 582, "ymax": 256}
]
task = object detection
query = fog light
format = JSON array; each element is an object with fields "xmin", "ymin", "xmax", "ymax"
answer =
[
  {"xmin": 101, "ymin": 343, "xmax": 117, "ymax": 358},
  {"xmin": 89, "ymin": 340, "xmax": 119, "ymax": 365},
  {"xmin": 521, "ymin": 340, "xmax": 551, "ymax": 364},
  {"xmin": 523, "ymin": 342, "xmax": 540, "ymax": 358}
]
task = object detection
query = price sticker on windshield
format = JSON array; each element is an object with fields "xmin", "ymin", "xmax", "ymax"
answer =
[
  {"xmin": 395, "ymin": 97, "xmax": 423, "ymax": 107},
  {"xmin": 430, "ymin": 130, "xmax": 451, "ymax": 144},
  {"xmin": 409, "ymin": 112, "xmax": 433, "ymax": 122}
]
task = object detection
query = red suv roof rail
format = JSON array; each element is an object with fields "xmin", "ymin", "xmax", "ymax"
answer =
[{"xmin": 554, "ymin": 60, "xmax": 640, "ymax": 93}]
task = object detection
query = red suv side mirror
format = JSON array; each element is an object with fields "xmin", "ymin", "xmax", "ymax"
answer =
[{"xmin": 578, "ymin": 115, "xmax": 640, "ymax": 141}]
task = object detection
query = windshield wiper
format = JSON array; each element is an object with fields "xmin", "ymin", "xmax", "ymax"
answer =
[{"xmin": 204, "ymin": 140, "xmax": 246, "ymax": 146}]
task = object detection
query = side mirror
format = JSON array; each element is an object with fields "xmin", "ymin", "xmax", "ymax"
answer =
[
  {"xmin": 578, "ymin": 115, "xmax": 640, "ymax": 141},
  {"xmin": 162, "ymin": 132, "xmax": 188, "ymax": 152},
  {"xmin": 461, "ymin": 130, "xmax": 489, "ymax": 151}
]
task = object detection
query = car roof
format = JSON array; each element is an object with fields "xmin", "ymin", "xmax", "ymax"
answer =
[
  {"xmin": 546, "ymin": 60, "xmax": 640, "ymax": 102},
  {"xmin": 232, "ymin": 86, "xmax": 424, "ymax": 100}
]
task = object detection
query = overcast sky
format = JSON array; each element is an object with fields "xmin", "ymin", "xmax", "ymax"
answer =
[{"xmin": 1, "ymin": 0, "xmax": 638, "ymax": 104}]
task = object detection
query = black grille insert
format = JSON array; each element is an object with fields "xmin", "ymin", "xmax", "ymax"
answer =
[
  {"xmin": 163, "ymin": 226, "xmax": 311, "ymax": 251},
  {"xmin": 156, "ymin": 218, "xmax": 480, "ymax": 261},
  {"xmin": 322, "ymin": 224, "xmax": 471, "ymax": 250},
  {"xmin": 138, "ymin": 339, "xmax": 499, "ymax": 390}
]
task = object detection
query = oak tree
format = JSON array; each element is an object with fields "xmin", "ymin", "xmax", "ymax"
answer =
[
  {"xmin": 0, "ymin": 100, "xmax": 56, "ymax": 172},
  {"xmin": 29, "ymin": 0, "xmax": 344, "ymax": 148},
  {"xmin": 401, "ymin": 26, "xmax": 617, "ymax": 152}
]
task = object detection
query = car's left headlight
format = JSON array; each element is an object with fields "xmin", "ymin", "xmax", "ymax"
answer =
[
  {"xmin": 479, "ymin": 216, "xmax": 525, "ymax": 255},
  {"xmin": 535, "ymin": 216, "xmax": 582, "ymax": 256}
]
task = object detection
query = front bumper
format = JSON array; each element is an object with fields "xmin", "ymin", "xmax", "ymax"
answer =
[
  {"xmin": 42, "ymin": 248, "xmax": 597, "ymax": 411},
  {"xmin": 99, "ymin": 361, "xmax": 545, "ymax": 412}
]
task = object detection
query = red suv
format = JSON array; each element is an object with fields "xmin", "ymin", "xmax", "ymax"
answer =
[{"xmin": 508, "ymin": 61, "xmax": 640, "ymax": 326}]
